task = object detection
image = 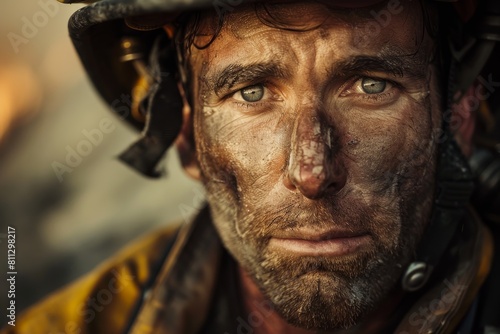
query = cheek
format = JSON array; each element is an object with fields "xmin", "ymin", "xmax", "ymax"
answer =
[
  {"xmin": 194, "ymin": 107, "xmax": 290, "ymax": 196},
  {"xmin": 337, "ymin": 98, "xmax": 435, "ymax": 189}
]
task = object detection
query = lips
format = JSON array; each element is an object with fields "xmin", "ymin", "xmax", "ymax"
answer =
[
  {"xmin": 269, "ymin": 228, "xmax": 371, "ymax": 256},
  {"xmin": 272, "ymin": 228, "xmax": 367, "ymax": 241}
]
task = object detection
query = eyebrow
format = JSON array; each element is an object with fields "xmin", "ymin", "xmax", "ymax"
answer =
[
  {"xmin": 208, "ymin": 62, "xmax": 290, "ymax": 95},
  {"xmin": 329, "ymin": 54, "xmax": 427, "ymax": 81}
]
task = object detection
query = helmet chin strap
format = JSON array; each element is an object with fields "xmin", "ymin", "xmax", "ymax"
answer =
[
  {"xmin": 119, "ymin": 34, "xmax": 183, "ymax": 177},
  {"xmin": 401, "ymin": 46, "xmax": 475, "ymax": 291},
  {"xmin": 401, "ymin": 134, "xmax": 474, "ymax": 291}
]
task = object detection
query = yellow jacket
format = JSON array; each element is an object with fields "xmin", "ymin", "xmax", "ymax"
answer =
[
  {"xmin": 1, "ymin": 225, "xmax": 178, "ymax": 334},
  {"xmin": 1, "ymin": 207, "xmax": 494, "ymax": 334}
]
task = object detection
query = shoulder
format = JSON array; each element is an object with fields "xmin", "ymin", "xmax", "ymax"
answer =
[{"xmin": 1, "ymin": 224, "xmax": 179, "ymax": 334}]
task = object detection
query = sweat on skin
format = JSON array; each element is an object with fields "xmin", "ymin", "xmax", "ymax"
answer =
[{"xmin": 172, "ymin": 1, "xmax": 443, "ymax": 333}]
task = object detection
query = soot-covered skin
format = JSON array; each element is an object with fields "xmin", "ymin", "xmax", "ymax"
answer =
[{"xmin": 182, "ymin": 1, "xmax": 442, "ymax": 331}]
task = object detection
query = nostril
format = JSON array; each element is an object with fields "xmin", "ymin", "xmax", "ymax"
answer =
[
  {"xmin": 326, "ymin": 171, "xmax": 347, "ymax": 195},
  {"xmin": 283, "ymin": 172, "xmax": 297, "ymax": 191}
]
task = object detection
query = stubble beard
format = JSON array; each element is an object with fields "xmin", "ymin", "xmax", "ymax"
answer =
[
  {"xmin": 205, "ymin": 181, "xmax": 433, "ymax": 331},
  {"xmin": 255, "ymin": 212, "xmax": 420, "ymax": 330}
]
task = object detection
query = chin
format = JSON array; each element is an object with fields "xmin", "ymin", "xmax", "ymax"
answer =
[
  {"xmin": 262, "ymin": 272, "xmax": 375, "ymax": 330},
  {"xmin": 243, "ymin": 246, "xmax": 405, "ymax": 331}
]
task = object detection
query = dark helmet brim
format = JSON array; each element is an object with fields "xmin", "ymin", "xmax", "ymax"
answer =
[
  {"xmin": 66, "ymin": 0, "xmax": 217, "ymax": 130},
  {"xmin": 66, "ymin": 0, "xmax": 217, "ymax": 36}
]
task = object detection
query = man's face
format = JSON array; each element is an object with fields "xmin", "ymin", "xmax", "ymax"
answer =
[{"xmin": 184, "ymin": 1, "xmax": 441, "ymax": 330}]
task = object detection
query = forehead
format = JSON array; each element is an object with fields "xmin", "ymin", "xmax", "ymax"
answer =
[
  {"xmin": 221, "ymin": 1, "xmax": 414, "ymax": 34},
  {"xmin": 187, "ymin": 0, "xmax": 433, "ymax": 79}
]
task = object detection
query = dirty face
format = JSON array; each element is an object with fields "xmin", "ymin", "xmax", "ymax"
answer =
[{"xmin": 184, "ymin": 0, "xmax": 441, "ymax": 330}]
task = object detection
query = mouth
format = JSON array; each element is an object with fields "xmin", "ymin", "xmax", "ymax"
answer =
[{"xmin": 269, "ymin": 229, "xmax": 371, "ymax": 257}]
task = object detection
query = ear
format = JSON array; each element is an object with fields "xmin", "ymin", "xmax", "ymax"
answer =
[
  {"xmin": 175, "ymin": 82, "xmax": 202, "ymax": 180},
  {"xmin": 451, "ymin": 84, "xmax": 478, "ymax": 157}
]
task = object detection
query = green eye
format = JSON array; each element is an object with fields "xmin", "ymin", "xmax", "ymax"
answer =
[
  {"xmin": 361, "ymin": 78, "xmax": 386, "ymax": 94},
  {"xmin": 240, "ymin": 84, "xmax": 264, "ymax": 102}
]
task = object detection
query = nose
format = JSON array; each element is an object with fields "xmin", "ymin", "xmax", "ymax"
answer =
[{"xmin": 284, "ymin": 109, "xmax": 346, "ymax": 199}]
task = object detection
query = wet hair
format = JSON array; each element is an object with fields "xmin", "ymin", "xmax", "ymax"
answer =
[{"xmin": 175, "ymin": 1, "xmax": 439, "ymax": 50}]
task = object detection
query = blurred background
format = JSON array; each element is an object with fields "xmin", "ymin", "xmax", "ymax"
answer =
[{"xmin": 0, "ymin": 1, "xmax": 202, "ymax": 325}]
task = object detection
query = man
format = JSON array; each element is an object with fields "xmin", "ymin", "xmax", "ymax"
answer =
[{"xmin": 3, "ymin": 0, "xmax": 499, "ymax": 333}]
